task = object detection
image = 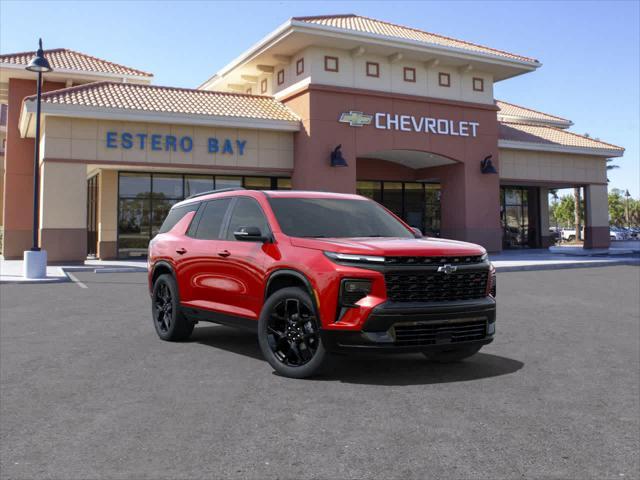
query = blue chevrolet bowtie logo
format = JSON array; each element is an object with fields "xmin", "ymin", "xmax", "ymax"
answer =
[{"xmin": 338, "ymin": 111, "xmax": 373, "ymax": 127}]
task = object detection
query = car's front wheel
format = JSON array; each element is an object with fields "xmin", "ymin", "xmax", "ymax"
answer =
[
  {"xmin": 151, "ymin": 274, "xmax": 194, "ymax": 341},
  {"xmin": 423, "ymin": 345, "xmax": 482, "ymax": 363},
  {"xmin": 258, "ymin": 287, "xmax": 327, "ymax": 379}
]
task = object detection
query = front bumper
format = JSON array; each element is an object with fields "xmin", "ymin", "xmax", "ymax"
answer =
[{"xmin": 320, "ymin": 297, "xmax": 496, "ymax": 353}]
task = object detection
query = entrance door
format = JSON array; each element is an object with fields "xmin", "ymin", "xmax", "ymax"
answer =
[
  {"xmin": 86, "ymin": 175, "xmax": 99, "ymax": 257},
  {"xmin": 500, "ymin": 186, "xmax": 540, "ymax": 248}
]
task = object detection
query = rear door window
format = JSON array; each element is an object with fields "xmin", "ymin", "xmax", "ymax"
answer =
[{"xmin": 193, "ymin": 198, "xmax": 232, "ymax": 240}]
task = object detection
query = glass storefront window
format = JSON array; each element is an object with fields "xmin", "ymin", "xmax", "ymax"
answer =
[
  {"xmin": 185, "ymin": 175, "xmax": 214, "ymax": 197},
  {"xmin": 404, "ymin": 183, "xmax": 424, "ymax": 231},
  {"xmin": 152, "ymin": 174, "xmax": 183, "ymax": 199},
  {"xmin": 119, "ymin": 173, "xmax": 151, "ymax": 197},
  {"xmin": 244, "ymin": 177, "xmax": 271, "ymax": 190},
  {"xmin": 215, "ymin": 176, "xmax": 242, "ymax": 190},
  {"xmin": 382, "ymin": 182, "xmax": 403, "ymax": 217},
  {"xmin": 356, "ymin": 181, "xmax": 382, "ymax": 203},
  {"xmin": 117, "ymin": 173, "xmax": 291, "ymax": 258},
  {"xmin": 277, "ymin": 178, "xmax": 292, "ymax": 190},
  {"xmin": 501, "ymin": 186, "xmax": 537, "ymax": 248}
]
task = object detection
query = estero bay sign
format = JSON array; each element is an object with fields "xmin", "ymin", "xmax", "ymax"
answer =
[
  {"xmin": 105, "ymin": 131, "xmax": 248, "ymax": 155},
  {"xmin": 339, "ymin": 111, "xmax": 480, "ymax": 137}
]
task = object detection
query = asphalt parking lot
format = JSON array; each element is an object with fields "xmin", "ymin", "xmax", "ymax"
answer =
[{"xmin": 1, "ymin": 266, "xmax": 639, "ymax": 479}]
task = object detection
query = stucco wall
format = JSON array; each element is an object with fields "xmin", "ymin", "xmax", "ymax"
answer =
[
  {"xmin": 42, "ymin": 117, "xmax": 294, "ymax": 171},
  {"xmin": 273, "ymin": 46, "xmax": 494, "ymax": 105},
  {"xmin": 499, "ymin": 148, "xmax": 607, "ymax": 184}
]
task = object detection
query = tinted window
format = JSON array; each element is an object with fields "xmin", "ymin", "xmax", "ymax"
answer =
[
  {"xmin": 269, "ymin": 198, "xmax": 413, "ymax": 238},
  {"xmin": 157, "ymin": 202, "xmax": 199, "ymax": 234},
  {"xmin": 194, "ymin": 198, "xmax": 232, "ymax": 240},
  {"xmin": 226, "ymin": 198, "xmax": 270, "ymax": 240}
]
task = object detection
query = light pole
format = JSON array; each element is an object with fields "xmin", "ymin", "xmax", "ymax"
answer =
[
  {"xmin": 23, "ymin": 39, "xmax": 52, "ymax": 279},
  {"xmin": 625, "ymin": 189, "xmax": 631, "ymax": 230}
]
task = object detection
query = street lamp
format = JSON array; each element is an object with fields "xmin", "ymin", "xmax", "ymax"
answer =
[
  {"xmin": 23, "ymin": 39, "xmax": 52, "ymax": 279},
  {"xmin": 625, "ymin": 189, "xmax": 631, "ymax": 229}
]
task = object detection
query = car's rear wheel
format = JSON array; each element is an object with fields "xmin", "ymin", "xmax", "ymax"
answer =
[
  {"xmin": 152, "ymin": 274, "xmax": 194, "ymax": 341},
  {"xmin": 258, "ymin": 287, "xmax": 327, "ymax": 379},
  {"xmin": 423, "ymin": 345, "xmax": 482, "ymax": 363}
]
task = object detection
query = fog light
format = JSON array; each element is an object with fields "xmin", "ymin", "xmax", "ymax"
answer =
[
  {"xmin": 488, "ymin": 322, "xmax": 496, "ymax": 335},
  {"xmin": 340, "ymin": 279, "xmax": 372, "ymax": 307}
]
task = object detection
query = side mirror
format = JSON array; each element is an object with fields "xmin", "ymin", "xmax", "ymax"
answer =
[
  {"xmin": 410, "ymin": 227, "xmax": 423, "ymax": 238},
  {"xmin": 233, "ymin": 226, "xmax": 269, "ymax": 242}
]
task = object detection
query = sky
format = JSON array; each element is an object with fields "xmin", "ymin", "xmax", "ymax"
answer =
[{"xmin": 1, "ymin": 0, "xmax": 638, "ymax": 197}]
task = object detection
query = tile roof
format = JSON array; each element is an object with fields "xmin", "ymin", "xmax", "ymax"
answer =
[
  {"xmin": 293, "ymin": 14, "xmax": 538, "ymax": 64},
  {"xmin": 26, "ymin": 81, "xmax": 299, "ymax": 122},
  {"xmin": 497, "ymin": 100, "xmax": 572, "ymax": 127},
  {"xmin": 0, "ymin": 48, "xmax": 152, "ymax": 78},
  {"xmin": 499, "ymin": 122, "xmax": 624, "ymax": 154}
]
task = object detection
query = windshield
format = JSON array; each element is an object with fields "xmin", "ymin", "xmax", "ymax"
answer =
[{"xmin": 268, "ymin": 197, "xmax": 414, "ymax": 238}]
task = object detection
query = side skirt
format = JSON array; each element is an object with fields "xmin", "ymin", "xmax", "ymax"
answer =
[{"xmin": 180, "ymin": 305, "xmax": 258, "ymax": 333}]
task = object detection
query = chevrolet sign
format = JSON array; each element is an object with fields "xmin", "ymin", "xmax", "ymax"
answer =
[{"xmin": 338, "ymin": 111, "xmax": 373, "ymax": 127}]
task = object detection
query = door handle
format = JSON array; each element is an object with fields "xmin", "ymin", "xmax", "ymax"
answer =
[
  {"xmin": 176, "ymin": 248, "xmax": 187, "ymax": 255},
  {"xmin": 217, "ymin": 250, "xmax": 231, "ymax": 258}
]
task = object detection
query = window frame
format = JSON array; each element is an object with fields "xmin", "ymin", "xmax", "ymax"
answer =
[
  {"xmin": 324, "ymin": 55, "xmax": 339, "ymax": 72},
  {"xmin": 403, "ymin": 67, "xmax": 416, "ymax": 83},
  {"xmin": 260, "ymin": 78, "xmax": 268, "ymax": 94},
  {"xmin": 472, "ymin": 77, "xmax": 484, "ymax": 92},
  {"xmin": 438, "ymin": 72, "xmax": 451, "ymax": 87},
  {"xmin": 277, "ymin": 69, "xmax": 284, "ymax": 85},
  {"xmin": 296, "ymin": 58, "xmax": 304, "ymax": 76},
  {"xmin": 366, "ymin": 61, "xmax": 380, "ymax": 78}
]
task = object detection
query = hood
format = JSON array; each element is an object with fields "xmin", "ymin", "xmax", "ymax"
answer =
[{"xmin": 289, "ymin": 236, "xmax": 486, "ymax": 257}]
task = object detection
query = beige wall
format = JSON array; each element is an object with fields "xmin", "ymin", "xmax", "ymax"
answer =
[
  {"xmin": 268, "ymin": 46, "xmax": 494, "ymax": 104},
  {"xmin": 42, "ymin": 117, "xmax": 294, "ymax": 171},
  {"xmin": 499, "ymin": 148, "xmax": 607, "ymax": 184},
  {"xmin": 40, "ymin": 161, "xmax": 86, "ymax": 229},
  {"xmin": 98, "ymin": 169, "xmax": 118, "ymax": 244}
]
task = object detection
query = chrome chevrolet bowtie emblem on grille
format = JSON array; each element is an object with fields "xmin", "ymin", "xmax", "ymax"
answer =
[
  {"xmin": 338, "ymin": 111, "xmax": 373, "ymax": 127},
  {"xmin": 437, "ymin": 264, "xmax": 457, "ymax": 275}
]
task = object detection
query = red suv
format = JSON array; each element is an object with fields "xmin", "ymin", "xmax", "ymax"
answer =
[{"xmin": 148, "ymin": 188, "xmax": 496, "ymax": 378}]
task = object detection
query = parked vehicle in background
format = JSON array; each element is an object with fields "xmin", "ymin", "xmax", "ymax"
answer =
[
  {"xmin": 147, "ymin": 188, "xmax": 496, "ymax": 378},
  {"xmin": 561, "ymin": 228, "xmax": 584, "ymax": 242},
  {"xmin": 610, "ymin": 227, "xmax": 629, "ymax": 241}
]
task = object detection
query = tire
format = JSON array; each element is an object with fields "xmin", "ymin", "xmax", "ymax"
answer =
[
  {"xmin": 258, "ymin": 287, "xmax": 327, "ymax": 379},
  {"xmin": 151, "ymin": 274, "xmax": 194, "ymax": 341},
  {"xmin": 567, "ymin": 235, "xmax": 575, "ymax": 242},
  {"xmin": 423, "ymin": 345, "xmax": 483, "ymax": 363}
]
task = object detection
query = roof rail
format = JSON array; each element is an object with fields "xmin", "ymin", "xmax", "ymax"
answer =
[{"xmin": 186, "ymin": 187, "xmax": 245, "ymax": 200}]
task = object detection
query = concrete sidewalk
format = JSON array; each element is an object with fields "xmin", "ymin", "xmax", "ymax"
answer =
[{"xmin": 1, "ymin": 250, "xmax": 638, "ymax": 284}]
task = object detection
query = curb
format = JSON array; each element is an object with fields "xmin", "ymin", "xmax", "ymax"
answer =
[{"xmin": 495, "ymin": 259, "xmax": 640, "ymax": 273}]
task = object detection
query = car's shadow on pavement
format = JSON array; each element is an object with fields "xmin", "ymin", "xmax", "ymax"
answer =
[{"xmin": 191, "ymin": 325, "xmax": 524, "ymax": 386}]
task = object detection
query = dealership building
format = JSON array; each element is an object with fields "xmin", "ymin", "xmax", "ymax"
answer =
[{"xmin": 0, "ymin": 14, "xmax": 624, "ymax": 261}]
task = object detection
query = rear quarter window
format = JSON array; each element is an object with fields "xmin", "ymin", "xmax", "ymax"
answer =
[{"xmin": 158, "ymin": 203, "xmax": 200, "ymax": 234}]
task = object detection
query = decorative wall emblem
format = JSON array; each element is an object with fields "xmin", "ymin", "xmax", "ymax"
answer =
[{"xmin": 338, "ymin": 111, "xmax": 374, "ymax": 127}]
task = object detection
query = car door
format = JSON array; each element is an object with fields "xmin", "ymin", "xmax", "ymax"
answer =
[
  {"xmin": 175, "ymin": 197, "xmax": 232, "ymax": 312},
  {"xmin": 213, "ymin": 196, "xmax": 271, "ymax": 321}
]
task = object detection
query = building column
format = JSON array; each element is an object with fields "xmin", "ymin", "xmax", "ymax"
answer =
[
  {"xmin": 39, "ymin": 161, "xmax": 87, "ymax": 262},
  {"xmin": 539, "ymin": 187, "xmax": 553, "ymax": 247},
  {"xmin": 98, "ymin": 170, "xmax": 118, "ymax": 259},
  {"xmin": 427, "ymin": 161, "xmax": 502, "ymax": 252},
  {"xmin": 584, "ymin": 184, "xmax": 610, "ymax": 249}
]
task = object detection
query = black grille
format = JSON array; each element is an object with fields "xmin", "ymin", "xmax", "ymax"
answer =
[
  {"xmin": 385, "ymin": 270, "xmax": 488, "ymax": 302},
  {"xmin": 384, "ymin": 255, "xmax": 484, "ymax": 266},
  {"xmin": 393, "ymin": 319, "xmax": 487, "ymax": 346}
]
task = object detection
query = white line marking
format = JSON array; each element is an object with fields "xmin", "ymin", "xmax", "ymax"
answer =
[{"xmin": 67, "ymin": 272, "xmax": 88, "ymax": 289}]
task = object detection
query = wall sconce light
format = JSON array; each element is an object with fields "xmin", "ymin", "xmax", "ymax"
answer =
[
  {"xmin": 330, "ymin": 144, "xmax": 348, "ymax": 167},
  {"xmin": 480, "ymin": 155, "xmax": 497, "ymax": 174}
]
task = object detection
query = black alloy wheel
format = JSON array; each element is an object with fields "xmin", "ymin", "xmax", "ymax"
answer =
[
  {"xmin": 151, "ymin": 274, "xmax": 194, "ymax": 341},
  {"xmin": 258, "ymin": 287, "xmax": 328, "ymax": 378}
]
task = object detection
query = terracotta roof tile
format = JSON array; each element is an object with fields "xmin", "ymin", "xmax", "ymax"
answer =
[
  {"xmin": 27, "ymin": 82, "xmax": 299, "ymax": 122},
  {"xmin": 499, "ymin": 122, "xmax": 623, "ymax": 153},
  {"xmin": 0, "ymin": 48, "xmax": 152, "ymax": 77},
  {"xmin": 496, "ymin": 100, "xmax": 571, "ymax": 126},
  {"xmin": 293, "ymin": 14, "xmax": 538, "ymax": 64}
]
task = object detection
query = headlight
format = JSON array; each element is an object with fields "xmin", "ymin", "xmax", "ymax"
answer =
[
  {"xmin": 339, "ymin": 279, "xmax": 372, "ymax": 307},
  {"xmin": 324, "ymin": 251, "xmax": 385, "ymax": 264},
  {"xmin": 480, "ymin": 252, "xmax": 489, "ymax": 262}
]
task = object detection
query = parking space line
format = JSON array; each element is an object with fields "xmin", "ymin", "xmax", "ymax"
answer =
[{"xmin": 66, "ymin": 272, "xmax": 88, "ymax": 289}]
